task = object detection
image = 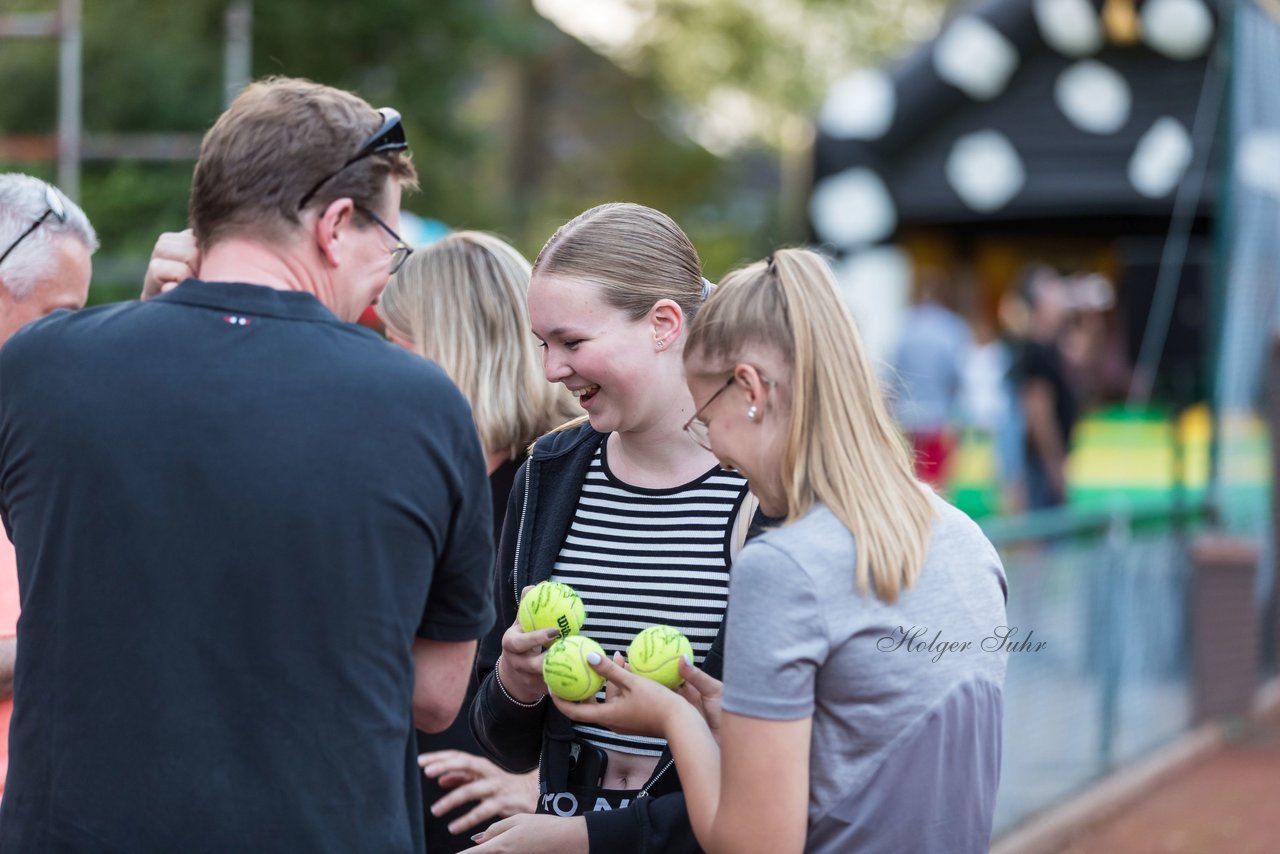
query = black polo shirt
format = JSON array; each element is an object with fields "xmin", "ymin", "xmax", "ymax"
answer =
[{"xmin": 0, "ymin": 280, "xmax": 494, "ymax": 852}]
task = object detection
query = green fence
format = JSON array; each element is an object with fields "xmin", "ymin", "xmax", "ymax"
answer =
[{"xmin": 987, "ymin": 499, "xmax": 1211, "ymax": 835}]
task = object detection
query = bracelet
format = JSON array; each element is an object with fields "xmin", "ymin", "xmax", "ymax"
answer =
[{"xmin": 494, "ymin": 655, "xmax": 545, "ymax": 709}]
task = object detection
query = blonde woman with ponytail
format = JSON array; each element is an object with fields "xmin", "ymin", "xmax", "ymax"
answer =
[{"xmin": 559, "ymin": 248, "xmax": 1009, "ymax": 853}]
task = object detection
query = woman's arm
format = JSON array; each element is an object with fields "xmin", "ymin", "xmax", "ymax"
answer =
[
  {"xmin": 554, "ymin": 655, "xmax": 811, "ymax": 854},
  {"xmin": 703, "ymin": 712, "xmax": 810, "ymax": 854}
]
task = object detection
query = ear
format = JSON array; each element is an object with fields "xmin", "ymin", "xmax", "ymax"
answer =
[
  {"xmin": 312, "ymin": 198, "xmax": 356, "ymax": 269},
  {"xmin": 649, "ymin": 299, "xmax": 684, "ymax": 351},
  {"xmin": 732, "ymin": 363, "xmax": 773, "ymax": 412}
]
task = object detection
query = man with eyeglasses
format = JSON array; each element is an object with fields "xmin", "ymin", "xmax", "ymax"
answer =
[
  {"xmin": 0, "ymin": 78, "xmax": 494, "ymax": 853},
  {"xmin": 0, "ymin": 174, "xmax": 97, "ymax": 343},
  {"xmin": 0, "ymin": 173, "xmax": 98, "ymax": 799}
]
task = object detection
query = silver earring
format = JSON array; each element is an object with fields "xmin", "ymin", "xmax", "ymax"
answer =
[
  {"xmin": 746, "ymin": 404, "xmax": 758, "ymax": 420},
  {"xmin": 656, "ymin": 339, "xmax": 665, "ymax": 349}
]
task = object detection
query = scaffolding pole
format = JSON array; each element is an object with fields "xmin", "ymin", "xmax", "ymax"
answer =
[{"xmin": 56, "ymin": 0, "xmax": 82, "ymax": 200}]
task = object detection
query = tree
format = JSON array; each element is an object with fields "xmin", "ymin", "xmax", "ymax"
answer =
[{"xmin": 0, "ymin": 0, "xmax": 947, "ymax": 290}]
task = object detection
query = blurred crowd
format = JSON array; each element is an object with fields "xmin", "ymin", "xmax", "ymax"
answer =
[{"xmin": 888, "ymin": 263, "xmax": 1130, "ymax": 512}]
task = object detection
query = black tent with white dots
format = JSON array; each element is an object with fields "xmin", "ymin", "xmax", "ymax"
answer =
[
  {"xmin": 807, "ymin": 0, "xmax": 1251, "ymax": 411},
  {"xmin": 809, "ymin": 0, "xmax": 1224, "ymax": 240}
]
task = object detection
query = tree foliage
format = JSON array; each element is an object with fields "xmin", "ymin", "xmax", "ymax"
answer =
[
  {"xmin": 0, "ymin": 0, "xmax": 943, "ymax": 290},
  {"xmin": 549, "ymin": 0, "xmax": 948, "ymax": 149}
]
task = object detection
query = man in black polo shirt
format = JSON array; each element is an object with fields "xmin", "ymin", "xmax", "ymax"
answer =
[{"xmin": 0, "ymin": 78, "xmax": 494, "ymax": 852}]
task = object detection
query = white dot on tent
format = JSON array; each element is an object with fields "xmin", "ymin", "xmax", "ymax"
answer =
[
  {"xmin": 829, "ymin": 246, "xmax": 912, "ymax": 367},
  {"xmin": 1141, "ymin": 0, "xmax": 1214, "ymax": 61},
  {"xmin": 809, "ymin": 168, "xmax": 897, "ymax": 249},
  {"xmin": 1034, "ymin": 0, "xmax": 1103, "ymax": 57},
  {"xmin": 819, "ymin": 70, "xmax": 896, "ymax": 141},
  {"xmin": 1128, "ymin": 117, "xmax": 1193, "ymax": 198},
  {"xmin": 1054, "ymin": 60, "xmax": 1132, "ymax": 134},
  {"xmin": 946, "ymin": 130, "xmax": 1026, "ymax": 213},
  {"xmin": 932, "ymin": 16, "xmax": 1019, "ymax": 102}
]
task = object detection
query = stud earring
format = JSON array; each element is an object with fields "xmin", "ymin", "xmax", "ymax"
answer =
[
  {"xmin": 746, "ymin": 404, "xmax": 758, "ymax": 420},
  {"xmin": 656, "ymin": 339, "xmax": 665, "ymax": 349}
]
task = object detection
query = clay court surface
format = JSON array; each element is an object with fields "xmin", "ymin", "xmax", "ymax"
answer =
[{"xmin": 1059, "ymin": 706, "xmax": 1280, "ymax": 853}]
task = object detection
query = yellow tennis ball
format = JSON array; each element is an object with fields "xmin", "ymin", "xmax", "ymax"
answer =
[
  {"xmin": 542, "ymin": 635, "xmax": 606, "ymax": 702},
  {"xmin": 627, "ymin": 625, "xmax": 693, "ymax": 689},
  {"xmin": 518, "ymin": 581, "xmax": 586, "ymax": 640}
]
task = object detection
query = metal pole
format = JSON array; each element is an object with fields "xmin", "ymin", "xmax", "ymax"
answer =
[
  {"xmin": 1127, "ymin": 52, "xmax": 1226, "ymax": 407},
  {"xmin": 1267, "ymin": 339, "xmax": 1280, "ymax": 672},
  {"xmin": 224, "ymin": 0, "xmax": 252, "ymax": 107},
  {"xmin": 56, "ymin": 0, "xmax": 82, "ymax": 200}
]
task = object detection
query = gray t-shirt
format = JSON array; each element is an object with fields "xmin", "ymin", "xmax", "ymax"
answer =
[{"xmin": 722, "ymin": 495, "xmax": 1008, "ymax": 853}]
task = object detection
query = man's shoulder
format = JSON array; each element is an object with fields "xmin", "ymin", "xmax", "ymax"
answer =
[
  {"xmin": 340, "ymin": 334, "xmax": 459, "ymax": 394},
  {"xmin": 1, "ymin": 301, "xmax": 140, "ymax": 360}
]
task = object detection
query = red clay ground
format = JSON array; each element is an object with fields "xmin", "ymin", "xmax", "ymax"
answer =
[{"xmin": 1059, "ymin": 708, "xmax": 1280, "ymax": 853}]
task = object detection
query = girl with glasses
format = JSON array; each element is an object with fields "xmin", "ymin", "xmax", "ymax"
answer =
[
  {"xmin": 555, "ymin": 248, "xmax": 1009, "ymax": 853},
  {"xmin": 468, "ymin": 203, "xmax": 762, "ymax": 853}
]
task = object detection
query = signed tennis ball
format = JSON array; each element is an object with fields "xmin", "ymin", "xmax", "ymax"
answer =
[
  {"xmin": 627, "ymin": 625, "xmax": 693, "ymax": 689},
  {"xmin": 518, "ymin": 581, "xmax": 586, "ymax": 640},
  {"xmin": 542, "ymin": 635, "xmax": 606, "ymax": 702}
]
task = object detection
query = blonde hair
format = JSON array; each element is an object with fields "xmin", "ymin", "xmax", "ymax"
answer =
[
  {"xmin": 685, "ymin": 248, "xmax": 935, "ymax": 603},
  {"xmin": 533, "ymin": 202, "xmax": 705, "ymax": 322},
  {"xmin": 533, "ymin": 202, "xmax": 707, "ymax": 435},
  {"xmin": 377, "ymin": 231, "xmax": 576, "ymax": 458}
]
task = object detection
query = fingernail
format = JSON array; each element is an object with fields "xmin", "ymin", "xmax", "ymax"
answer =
[
  {"xmin": 683, "ymin": 654, "xmax": 692, "ymax": 667},
  {"xmin": 546, "ymin": 629, "xmax": 561, "ymax": 640},
  {"xmin": 430, "ymin": 804, "xmax": 442, "ymax": 816},
  {"xmin": 586, "ymin": 652, "xmax": 602, "ymax": 665},
  {"xmin": 471, "ymin": 833, "xmax": 485, "ymax": 842}
]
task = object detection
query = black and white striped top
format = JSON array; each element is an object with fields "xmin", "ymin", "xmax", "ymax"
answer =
[{"xmin": 552, "ymin": 442, "xmax": 749, "ymax": 757}]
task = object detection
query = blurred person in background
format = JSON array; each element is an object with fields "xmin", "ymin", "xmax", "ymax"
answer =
[
  {"xmin": 0, "ymin": 173, "xmax": 97, "ymax": 798},
  {"xmin": 1014, "ymin": 265, "xmax": 1077, "ymax": 509},
  {"xmin": 959, "ymin": 309, "xmax": 1024, "ymax": 513},
  {"xmin": 1060, "ymin": 272, "xmax": 1129, "ymax": 410},
  {"xmin": 376, "ymin": 231, "xmax": 579, "ymax": 852},
  {"xmin": 889, "ymin": 266, "xmax": 972, "ymax": 486}
]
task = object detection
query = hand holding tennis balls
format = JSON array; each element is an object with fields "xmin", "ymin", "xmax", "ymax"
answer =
[
  {"xmin": 542, "ymin": 635, "xmax": 607, "ymax": 702},
  {"xmin": 496, "ymin": 585, "xmax": 574, "ymax": 704},
  {"xmin": 627, "ymin": 625, "xmax": 694, "ymax": 689},
  {"xmin": 547, "ymin": 647, "xmax": 703, "ymax": 739},
  {"xmin": 517, "ymin": 581, "xmax": 586, "ymax": 641}
]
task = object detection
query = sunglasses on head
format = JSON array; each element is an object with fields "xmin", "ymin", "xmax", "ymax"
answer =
[
  {"xmin": 0, "ymin": 183, "xmax": 68, "ymax": 269},
  {"xmin": 297, "ymin": 107, "xmax": 408, "ymax": 211}
]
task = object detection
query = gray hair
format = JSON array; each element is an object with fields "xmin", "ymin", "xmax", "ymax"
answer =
[{"xmin": 0, "ymin": 173, "xmax": 98, "ymax": 299}]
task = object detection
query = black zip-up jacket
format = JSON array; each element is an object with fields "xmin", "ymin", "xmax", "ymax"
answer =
[{"xmin": 470, "ymin": 424, "xmax": 761, "ymax": 853}]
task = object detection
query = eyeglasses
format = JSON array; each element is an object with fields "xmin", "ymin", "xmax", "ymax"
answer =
[
  {"xmin": 0, "ymin": 183, "xmax": 67, "ymax": 268},
  {"xmin": 298, "ymin": 107, "xmax": 408, "ymax": 211},
  {"xmin": 356, "ymin": 204, "xmax": 413, "ymax": 275},
  {"xmin": 683, "ymin": 376, "xmax": 736, "ymax": 451}
]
